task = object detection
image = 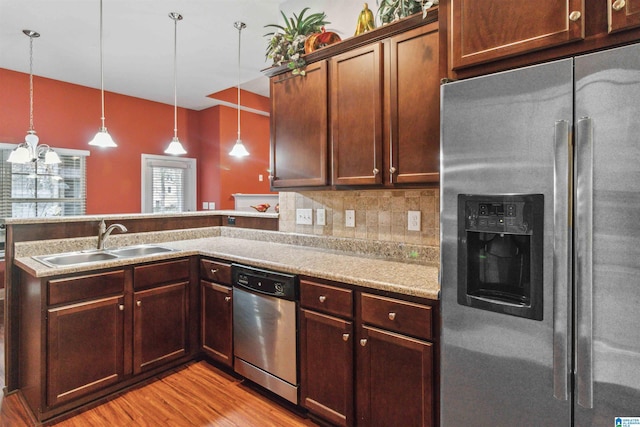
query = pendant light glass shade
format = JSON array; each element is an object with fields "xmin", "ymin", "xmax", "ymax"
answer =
[
  {"xmin": 229, "ymin": 21, "xmax": 249, "ymax": 158},
  {"xmin": 165, "ymin": 12, "xmax": 187, "ymax": 155},
  {"xmin": 88, "ymin": 0, "xmax": 117, "ymax": 148},
  {"xmin": 7, "ymin": 30, "xmax": 62, "ymax": 165}
]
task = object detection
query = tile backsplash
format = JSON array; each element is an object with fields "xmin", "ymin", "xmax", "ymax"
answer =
[{"xmin": 278, "ymin": 189, "xmax": 440, "ymax": 247}]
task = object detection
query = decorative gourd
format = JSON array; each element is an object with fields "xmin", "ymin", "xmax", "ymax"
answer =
[{"xmin": 304, "ymin": 27, "xmax": 342, "ymax": 54}]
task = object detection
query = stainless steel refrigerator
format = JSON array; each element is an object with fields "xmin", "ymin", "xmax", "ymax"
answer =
[{"xmin": 440, "ymin": 42, "xmax": 640, "ymax": 426}]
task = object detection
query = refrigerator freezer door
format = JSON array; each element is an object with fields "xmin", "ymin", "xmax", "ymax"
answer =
[
  {"xmin": 574, "ymin": 42, "xmax": 640, "ymax": 425},
  {"xmin": 440, "ymin": 59, "xmax": 574, "ymax": 425}
]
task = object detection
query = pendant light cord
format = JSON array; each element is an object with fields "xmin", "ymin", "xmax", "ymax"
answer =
[
  {"xmin": 173, "ymin": 15, "xmax": 178, "ymax": 139},
  {"xmin": 28, "ymin": 34, "xmax": 35, "ymax": 132},
  {"xmin": 99, "ymin": 0, "xmax": 105, "ymax": 128},
  {"xmin": 237, "ymin": 23, "xmax": 241, "ymax": 141}
]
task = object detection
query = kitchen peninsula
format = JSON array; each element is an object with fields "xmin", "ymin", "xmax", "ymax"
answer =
[{"xmin": 5, "ymin": 212, "xmax": 440, "ymax": 425}]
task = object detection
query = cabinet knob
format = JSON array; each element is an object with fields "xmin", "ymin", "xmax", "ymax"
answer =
[
  {"xmin": 342, "ymin": 333, "xmax": 350, "ymax": 342},
  {"xmin": 224, "ymin": 296, "xmax": 231, "ymax": 302},
  {"xmin": 373, "ymin": 168, "xmax": 379, "ymax": 176},
  {"xmin": 612, "ymin": 0, "xmax": 626, "ymax": 11},
  {"xmin": 118, "ymin": 304, "xmax": 124, "ymax": 311},
  {"xmin": 136, "ymin": 300, "xmax": 142, "ymax": 307},
  {"xmin": 388, "ymin": 312, "xmax": 396, "ymax": 321},
  {"xmin": 210, "ymin": 268, "xmax": 219, "ymax": 274},
  {"xmin": 360, "ymin": 338, "xmax": 368, "ymax": 347},
  {"xmin": 569, "ymin": 10, "xmax": 581, "ymax": 21},
  {"xmin": 389, "ymin": 167, "xmax": 397, "ymax": 174},
  {"xmin": 318, "ymin": 295, "xmax": 326, "ymax": 303}
]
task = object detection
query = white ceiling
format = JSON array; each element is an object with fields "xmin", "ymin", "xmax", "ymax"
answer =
[{"xmin": 0, "ymin": 0, "xmax": 363, "ymax": 111}]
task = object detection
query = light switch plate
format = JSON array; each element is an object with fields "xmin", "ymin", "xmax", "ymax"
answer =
[
  {"xmin": 202, "ymin": 202, "xmax": 209, "ymax": 210},
  {"xmin": 345, "ymin": 210, "xmax": 355, "ymax": 227},
  {"xmin": 296, "ymin": 208, "xmax": 313, "ymax": 225},
  {"xmin": 408, "ymin": 210, "xmax": 421, "ymax": 231},
  {"xmin": 316, "ymin": 208, "xmax": 326, "ymax": 226}
]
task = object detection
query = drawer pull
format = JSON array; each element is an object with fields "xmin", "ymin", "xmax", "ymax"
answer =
[
  {"xmin": 224, "ymin": 296, "xmax": 231, "ymax": 302},
  {"xmin": 136, "ymin": 300, "xmax": 142, "ymax": 307},
  {"xmin": 569, "ymin": 10, "xmax": 581, "ymax": 21},
  {"xmin": 210, "ymin": 269, "xmax": 219, "ymax": 274},
  {"xmin": 360, "ymin": 338, "xmax": 368, "ymax": 347},
  {"xmin": 388, "ymin": 312, "xmax": 396, "ymax": 320},
  {"xmin": 318, "ymin": 295, "xmax": 327, "ymax": 303},
  {"xmin": 118, "ymin": 304, "xmax": 124, "ymax": 311},
  {"xmin": 613, "ymin": 0, "xmax": 626, "ymax": 11},
  {"xmin": 342, "ymin": 333, "xmax": 350, "ymax": 342}
]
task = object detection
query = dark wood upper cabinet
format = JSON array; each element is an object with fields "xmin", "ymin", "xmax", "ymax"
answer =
[
  {"xmin": 445, "ymin": 0, "xmax": 640, "ymax": 79},
  {"xmin": 331, "ymin": 43, "xmax": 384, "ymax": 186},
  {"xmin": 449, "ymin": 0, "xmax": 585, "ymax": 70},
  {"xmin": 270, "ymin": 61, "xmax": 329, "ymax": 188},
  {"xmin": 389, "ymin": 23, "xmax": 440, "ymax": 184},
  {"xmin": 609, "ymin": 0, "xmax": 640, "ymax": 32}
]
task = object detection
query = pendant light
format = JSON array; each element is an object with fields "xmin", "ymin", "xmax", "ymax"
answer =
[
  {"xmin": 165, "ymin": 12, "xmax": 187, "ymax": 155},
  {"xmin": 7, "ymin": 30, "xmax": 61, "ymax": 165},
  {"xmin": 88, "ymin": 0, "xmax": 117, "ymax": 147},
  {"xmin": 229, "ymin": 21, "xmax": 250, "ymax": 158}
]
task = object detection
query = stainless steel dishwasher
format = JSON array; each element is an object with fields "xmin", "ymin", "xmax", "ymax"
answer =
[{"xmin": 232, "ymin": 264, "xmax": 299, "ymax": 404}]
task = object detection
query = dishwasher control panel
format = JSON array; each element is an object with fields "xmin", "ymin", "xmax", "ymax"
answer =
[{"xmin": 232, "ymin": 264, "xmax": 298, "ymax": 301}]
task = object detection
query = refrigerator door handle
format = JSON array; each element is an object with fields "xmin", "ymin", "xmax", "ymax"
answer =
[
  {"xmin": 575, "ymin": 116, "xmax": 594, "ymax": 409},
  {"xmin": 553, "ymin": 119, "xmax": 571, "ymax": 401}
]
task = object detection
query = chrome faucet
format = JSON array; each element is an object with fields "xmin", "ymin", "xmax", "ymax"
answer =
[{"xmin": 97, "ymin": 220, "xmax": 128, "ymax": 250}]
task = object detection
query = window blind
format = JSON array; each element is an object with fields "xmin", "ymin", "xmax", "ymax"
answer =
[{"xmin": 0, "ymin": 147, "xmax": 87, "ymax": 220}]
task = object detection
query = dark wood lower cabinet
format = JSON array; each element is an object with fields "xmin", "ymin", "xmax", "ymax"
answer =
[
  {"xmin": 201, "ymin": 280, "xmax": 233, "ymax": 366},
  {"xmin": 357, "ymin": 325, "xmax": 434, "ymax": 427},
  {"xmin": 47, "ymin": 295, "xmax": 125, "ymax": 407},
  {"xmin": 300, "ymin": 308, "xmax": 354, "ymax": 427},
  {"xmin": 133, "ymin": 281, "xmax": 188, "ymax": 374}
]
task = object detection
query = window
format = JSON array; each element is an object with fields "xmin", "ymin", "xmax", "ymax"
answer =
[
  {"xmin": 141, "ymin": 154, "xmax": 196, "ymax": 213},
  {"xmin": 0, "ymin": 143, "xmax": 89, "ymax": 249}
]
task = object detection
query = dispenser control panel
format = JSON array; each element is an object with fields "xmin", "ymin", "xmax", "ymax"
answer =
[{"xmin": 464, "ymin": 199, "xmax": 530, "ymax": 234}]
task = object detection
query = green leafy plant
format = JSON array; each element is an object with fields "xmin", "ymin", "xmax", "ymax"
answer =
[
  {"xmin": 376, "ymin": 0, "xmax": 438, "ymax": 25},
  {"xmin": 264, "ymin": 7, "xmax": 329, "ymax": 76}
]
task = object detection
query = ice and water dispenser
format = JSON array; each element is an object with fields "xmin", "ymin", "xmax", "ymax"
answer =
[{"xmin": 457, "ymin": 194, "xmax": 544, "ymax": 320}]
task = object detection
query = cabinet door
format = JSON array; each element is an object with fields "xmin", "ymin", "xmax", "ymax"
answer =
[
  {"xmin": 300, "ymin": 309, "xmax": 354, "ymax": 427},
  {"xmin": 389, "ymin": 22, "xmax": 440, "ymax": 184},
  {"xmin": 270, "ymin": 61, "xmax": 328, "ymax": 188},
  {"xmin": 609, "ymin": 0, "xmax": 640, "ymax": 32},
  {"xmin": 450, "ymin": 0, "xmax": 584, "ymax": 69},
  {"xmin": 133, "ymin": 282, "xmax": 188, "ymax": 374},
  {"xmin": 357, "ymin": 326, "xmax": 434, "ymax": 427},
  {"xmin": 47, "ymin": 295, "xmax": 124, "ymax": 407},
  {"xmin": 331, "ymin": 43, "xmax": 384, "ymax": 186},
  {"xmin": 201, "ymin": 280, "xmax": 232, "ymax": 367}
]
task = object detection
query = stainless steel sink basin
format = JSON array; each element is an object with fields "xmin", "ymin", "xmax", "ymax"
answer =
[
  {"xmin": 108, "ymin": 244, "xmax": 175, "ymax": 258},
  {"xmin": 33, "ymin": 244, "xmax": 178, "ymax": 268},
  {"xmin": 35, "ymin": 251, "xmax": 119, "ymax": 267}
]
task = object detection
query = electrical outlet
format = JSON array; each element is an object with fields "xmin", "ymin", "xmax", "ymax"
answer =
[
  {"xmin": 408, "ymin": 210, "xmax": 421, "ymax": 231},
  {"xmin": 259, "ymin": 174, "xmax": 263, "ymax": 182},
  {"xmin": 296, "ymin": 208, "xmax": 313, "ymax": 225},
  {"xmin": 202, "ymin": 202, "xmax": 209, "ymax": 210},
  {"xmin": 209, "ymin": 202, "xmax": 215, "ymax": 210},
  {"xmin": 345, "ymin": 210, "xmax": 355, "ymax": 227},
  {"xmin": 316, "ymin": 208, "xmax": 326, "ymax": 226}
]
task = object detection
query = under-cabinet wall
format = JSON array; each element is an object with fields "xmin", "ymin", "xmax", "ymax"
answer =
[{"xmin": 278, "ymin": 189, "xmax": 439, "ymax": 246}]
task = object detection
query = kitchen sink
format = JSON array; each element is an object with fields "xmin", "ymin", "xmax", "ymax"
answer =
[
  {"xmin": 33, "ymin": 244, "xmax": 178, "ymax": 268},
  {"xmin": 108, "ymin": 244, "xmax": 175, "ymax": 257}
]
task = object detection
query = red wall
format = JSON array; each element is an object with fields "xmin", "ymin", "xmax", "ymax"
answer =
[{"xmin": 0, "ymin": 68, "xmax": 273, "ymax": 214}]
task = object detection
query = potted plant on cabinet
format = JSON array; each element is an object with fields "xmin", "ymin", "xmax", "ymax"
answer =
[
  {"xmin": 264, "ymin": 7, "xmax": 329, "ymax": 76},
  {"xmin": 376, "ymin": 0, "xmax": 438, "ymax": 25}
]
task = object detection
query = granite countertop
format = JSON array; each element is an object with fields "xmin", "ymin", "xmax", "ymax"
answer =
[{"xmin": 13, "ymin": 228, "xmax": 440, "ymax": 300}]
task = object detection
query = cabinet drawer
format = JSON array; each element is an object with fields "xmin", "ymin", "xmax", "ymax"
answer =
[
  {"xmin": 48, "ymin": 270, "xmax": 125, "ymax": 306},
  {"xmin": 134, "ymin": 259, "xmax": 190, "ymax": 289},
  {"xmin": 360, "ymin": 293, "xmax": 432, "ymax": 340},
  {"xmin": 300, "ymin": 280, "xmax": 353, "ymax": 319},
  {"xmin": 200, "ymin": 259, "xmax": 231, "ymax": 285}
]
